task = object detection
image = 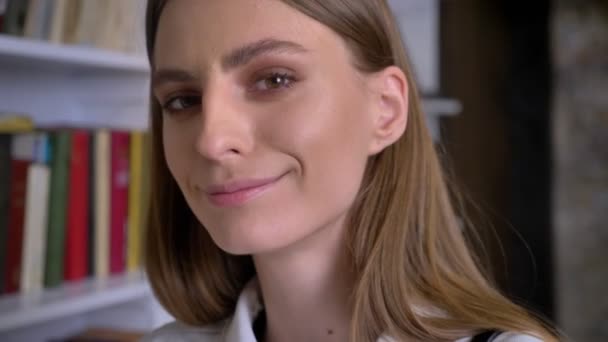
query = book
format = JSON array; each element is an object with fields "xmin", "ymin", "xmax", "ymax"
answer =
[
  {"xmin": 20, "ymin": 158, "xmax": 51, "ymax": 293},
  {"xmin": 87, "ymin": 128, "xmax": 95, "ymax": 277},
  {"xmin": 64, "ymin": 130, "xmax": 90, "ymax": 281},
  {"xmin": 5, "ymin": 133, "xmax": 36, "ymax": 293},
  {"xmin": 127, "ymin": 131, "xmax": 143, "ymax": 272},
  {"xmin": 110, "ymin": 131, "xmax": 130, "ymax": 275},
  {"xmin": 94, "ymin": 130, "xmax": 110, "ymax": 279},
  {"xmin": 0, "ymin": 116, "xmax": 33, "ymax": 293},
  {"xmin": 60, "ymin": 0, "xmax": 81, "ymax": 44},
  {"xmin": 73, "ymin": 0, "xmax": 142, "ymax": 53},
  {"xmin": 141, "ymin": 131, "xmax": 151, "ymax": 228},
  {"xmin": 0, "ymin": 0, "xmax": 8, "ymax": 32},
  {"xmin": 0, "ymin": 115, "xmax": 34, "ymax": 132},
  {"xmin": 131, "ymin": 0, "xmax": 148, "ymax": 55},
  {"xmin": 33, "ymin": 130, "xmax": 50, "ymax": 163},
  {"xmin": 48, "ymin": 0, "xmax": 67, "ymax": 43},
  {"xmin": 135, "ymin": 132, "xmax": 151, "ymax": 272},
  {"xmin": 23, "ymin": 0, "xmax": 53, "ymax": 40},
  {"xmin": 2, "ymin": 0, "xmax": 29, "ymax": 36},
  {"xmin": 71, "ymin": 0, "xmax": 99, "ymax": 49},
  {"xmin": 44, "ymin": 131, "xmax": 71, "ymax": 288},
  {"xmin": 95, "ymin": 0, "xmax": 129, "ymax": 52},
  {"xmin": 0, "ymin": 133, "xmax": 11, "ymax": 294}
]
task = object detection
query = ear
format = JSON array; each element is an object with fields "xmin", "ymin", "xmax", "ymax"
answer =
[{"xmin": 367, "ymin": 66, "xmax": 409, "ymax": 155}]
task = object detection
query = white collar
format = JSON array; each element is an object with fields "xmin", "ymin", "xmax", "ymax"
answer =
[
  {"xmin": 224, "ymin": 278, "xmax": 264, "ymax": 342},
  {"xmin": 223, "ymin": 278, "xmax": 399, "ymax": 342}
]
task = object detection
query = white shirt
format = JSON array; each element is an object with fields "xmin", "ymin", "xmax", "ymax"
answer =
[{"xmin": 142, "ymin": 279, "xmax": 543, "ymax": 342}]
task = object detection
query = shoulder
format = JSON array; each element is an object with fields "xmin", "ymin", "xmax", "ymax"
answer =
[
  {"xmin": 456, "ymin": 331, "xmax": 545, "ymax": 342},
  {"xmin": 141, "ymin": 320, "xmax": 227, "ymax": 342}
]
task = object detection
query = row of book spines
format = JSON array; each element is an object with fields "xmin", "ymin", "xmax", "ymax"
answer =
[
  {"xmin": 0, "ymin": 128, "xmax": 150, "ymax": 295},
  {"xmin": 27, "ymin": 131, "xmax": 94, "ymax": 289},
  {"xmin": 0, "ymin": 0, "xmax": 145, "ymax": 54}
]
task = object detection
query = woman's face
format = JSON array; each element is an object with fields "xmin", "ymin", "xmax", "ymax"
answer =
[{"xmin": 154, "ymin": 0, "xmax": 401, "ymax": 255}]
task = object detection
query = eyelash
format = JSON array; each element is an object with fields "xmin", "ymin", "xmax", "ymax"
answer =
[
  {"xmin": 161, "ymin": 72, "xmax": 298, "ymax": 115},
  {"xmin": 161, "ymin": 93, "xmax": 200, "ymax": 114},
  {"xmin": 250, "ymin": 72, "xmax": 297, "ymax": 93}
]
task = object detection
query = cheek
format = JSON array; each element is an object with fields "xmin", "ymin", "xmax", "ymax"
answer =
[
  {"xmin": 162, "ymin": 119, "xmax": 194, "ymax": 187},
  {"xmin": 307, "ymin": 96, "xmax": 370, "ymax": 197},
  {"xmin": 264, "ymin": 80, "xmax": 372, "ymax": 160},
  {"xmin": 289, "ymin": 83, "xmax": 371, "ymax": 165},
  {"xmin": 264, "ymin": 82, "xmax": 372, "ymax": 212}
]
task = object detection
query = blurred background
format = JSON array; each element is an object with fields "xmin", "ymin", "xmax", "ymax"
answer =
[{"xmin": 0, "ymin": 0, "xmax": 605, "ymax": 341}]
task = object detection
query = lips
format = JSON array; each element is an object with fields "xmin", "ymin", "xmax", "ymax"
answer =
[{"xmin": 205, "ymin": 174, "xmax": 285, "ymax": 207}]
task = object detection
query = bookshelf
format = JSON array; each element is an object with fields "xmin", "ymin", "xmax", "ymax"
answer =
[{"xmin": 0, "ymin": 32, "xmax": 168, "ymax": 342}]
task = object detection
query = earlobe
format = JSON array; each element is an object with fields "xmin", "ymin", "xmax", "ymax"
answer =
[{"xmin": 368, "ymin": 66, "xmax": 409, "ymax": 155}]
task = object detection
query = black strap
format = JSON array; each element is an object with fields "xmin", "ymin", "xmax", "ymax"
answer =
[
  {"xmin": 471, "ymin": 330, "xmax": 502, "ymax": 342},
  {"xmin": 252, "ymin": 309, "xmax": 267, "ymax": 340}
]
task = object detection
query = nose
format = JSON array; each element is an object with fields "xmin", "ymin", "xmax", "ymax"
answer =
[{"xmin": 195, "ymin": 83, "xmax": 253, "ymax": 161}]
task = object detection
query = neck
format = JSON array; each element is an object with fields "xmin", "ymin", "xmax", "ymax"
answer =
[{"xmin": 253, "ymin": 215, "xmax": 354, "ymax": 342}]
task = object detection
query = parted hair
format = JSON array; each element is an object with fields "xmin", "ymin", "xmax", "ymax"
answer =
[{"xmin": 143, "ymin": 1, "xmax": 557, "ymax": 341}]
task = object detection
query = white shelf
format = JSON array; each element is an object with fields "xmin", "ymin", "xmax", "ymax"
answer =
[
  {"xmin": 421, "ymin": 97, "xmax": 462, "ymax": 141},
  {"xmin": 0, "ymin": 34, "xmax": 149, "ymax": 74},
  {"xmin": 0, "ymin": 36, "xmax": 151, "ymax": 130},
  {"xmin": 0, "ymin": 272, "xmax": 151, "ymax": 331},
  {"xmin": 422, "ymin": 97, "xmax": 462, "ymax": 117}
]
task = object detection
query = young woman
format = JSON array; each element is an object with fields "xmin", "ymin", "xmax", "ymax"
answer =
[{"xmin": 142, "ymin": 1, "xmax": 558, "ymax": 341}]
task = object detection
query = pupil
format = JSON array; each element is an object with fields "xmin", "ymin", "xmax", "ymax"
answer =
[
  {"xmin": 180, "ymin": 97, "xmax": 197, "ymax": 107},
  {"xmin": 269, "ymin": 76, "xmax": 282, "ymax": 87}
]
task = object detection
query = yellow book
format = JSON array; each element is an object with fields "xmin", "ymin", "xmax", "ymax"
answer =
[
  {"xmin": 94, "ymin": 130, "xmax": 110, "ymax": 279},
  {"xmin": 61, "ymin": 0, "xmax": 83, "ymax": 44},
  {"xmin": 127, "ymin": 131, "xmax": 144, "ymax": 272},
  {"xmin": 0, "ymin": 116, "xmax": 34, "ymax": 133},
  {"xmin": 139, "ymin": 132, "xmax": 151, "ymax": 264}
]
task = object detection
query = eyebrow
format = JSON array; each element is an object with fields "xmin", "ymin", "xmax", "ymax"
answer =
[
  {"xmin": 221, "ymin": 38, "xmax": 308, "ymax": 71},
  {"xmin": 151, "ymin": 69, "xmax": 199, "ymax": 90},
  {"xmin": 152, "ymin": 38, "xmax": 308, "ymax": 89}
]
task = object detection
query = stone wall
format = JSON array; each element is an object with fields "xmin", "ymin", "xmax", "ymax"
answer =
[{"xmin": 552, "ymin": 1, "xmax": 608, "ymax": 340}]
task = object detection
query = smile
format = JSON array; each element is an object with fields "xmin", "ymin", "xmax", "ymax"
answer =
[{"xmin": 205, "ymin": 173, "xmax": 286, "ymax": 207}]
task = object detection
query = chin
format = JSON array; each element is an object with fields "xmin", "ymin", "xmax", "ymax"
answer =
[
  {"xmin": 212, "ymin": 238, "xmax": 274, "ymax": 256},
  {"xmin": 208, "ymin": 230, "xmax": 297, "ymax": 256},
  {"xmin": 200, "ymin": 217, "xmax": 304, "ymax": 256}
]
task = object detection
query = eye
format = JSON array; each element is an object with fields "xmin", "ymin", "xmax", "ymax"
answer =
[
  {"xmin": 252, "ymin": 72, "xmax": 296, "ymax": 92},
  {"xmin": 162, "ymin": 95, "xmax": 201, "ymax": 113}
]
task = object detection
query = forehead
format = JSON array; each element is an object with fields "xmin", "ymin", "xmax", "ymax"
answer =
[{"xmin": 154, "ymin": 0, "xmax": 344, "ymax": 69}]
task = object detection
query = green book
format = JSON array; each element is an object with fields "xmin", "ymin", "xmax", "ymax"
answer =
[
  {"xmin": 44, "ymin": 131, "xmax": 71, "ymax": 288},
  {"xmin": 0, "ymin": 134, "xmax": 12, "ymax": 294}
]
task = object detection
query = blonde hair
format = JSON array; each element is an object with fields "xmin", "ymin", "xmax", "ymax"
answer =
[{"xmin": 144, "ymin": 1, "xmax": 557, "ymax": 341}]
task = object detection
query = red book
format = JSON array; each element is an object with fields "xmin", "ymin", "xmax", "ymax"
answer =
[
  {"xmin": 64, "ymin": 131, "xmax": 91, "ymax": 281},
  {"xmin": 110, "ymin": 131, "xmax": 130, "ymax": 275},
  {"xmin": 0, "ymin": 2, "xmax": 5, "ymax": 32},
  {"xmin": 5, "ymin": 134, "xmax": 36, "ymax": 293},
  {"xmin": 5, "ymin": 159, "xmax": 29, "ymax": 293}
]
